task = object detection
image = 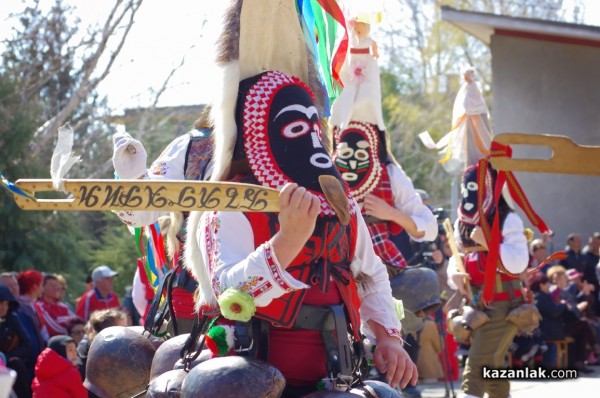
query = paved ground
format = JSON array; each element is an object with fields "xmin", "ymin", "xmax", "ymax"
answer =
[{"xmin": 410, "ymin": 364, "xmax": 600, "ymax": 397}]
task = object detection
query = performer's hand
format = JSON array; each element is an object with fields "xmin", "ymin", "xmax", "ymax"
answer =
[
  {"xmin": 451, "ymin": 272, "xmax": 471, "ymax": 296},
  {"xmin": 470, "ymin": 227, "xmax": 488, "ymax": 249},
  {"xmin": 372, "ymin": 336, "xmax": 418, "ymax": 389},
  {"xmin": 112, "ymin": 132, "xmax": 147, "ymax": 179},
  {"xmin": 363, "ymin": 194, "xmax": 394, "ymax": 220},
  {"xmin": 273, "ymin": 183, "xmax": 320, "ymax": 268}
]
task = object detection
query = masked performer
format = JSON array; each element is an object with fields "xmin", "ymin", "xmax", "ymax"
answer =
[
  {"xmin": 446, "ymin": 160, "xmax": 531, "ymax": 398},
  {"xmin": 328, "ymin": 11, "xmax": 437, "ymax": 271},
  {"xmin": 333, "ymin": 121, "xmax": 438, "ymax": 271},
  {"xmin": 176, "ymin": 1, "xmax": 418, "ymax": 396}
]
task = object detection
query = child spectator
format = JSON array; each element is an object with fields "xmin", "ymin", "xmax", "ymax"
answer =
[
  {"xmin": 76, "ymin": 309, "xmax": 128, "ymax": 380},
  {"xmin": 66, "ymin": 318, "xmax": 86, "ymax": 347},
  {"xmin": 32, "ymin": 335, "xmax": 86, "ymax": 398}
]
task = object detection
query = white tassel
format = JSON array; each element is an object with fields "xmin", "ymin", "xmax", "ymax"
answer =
[
  {"xmin": 50, "ymin": 124, "xmax": 80, "ymax": 192},
  {"xmin": 210, "ymin": 60, "xmax": 241, "ymax": 182},
  {"xmin": 184, "ymin": 210, "xmax": 218, "ymax": 310}
]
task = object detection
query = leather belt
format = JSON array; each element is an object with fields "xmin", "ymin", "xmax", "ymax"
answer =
[{"xmin": 293, "ymin": 304, "xmax": 354, "ymax": 382}]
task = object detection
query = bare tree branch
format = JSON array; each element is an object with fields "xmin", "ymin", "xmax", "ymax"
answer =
[{"xmin": 30, "ymin": 0, "xmax": 144, "ymax": 156}]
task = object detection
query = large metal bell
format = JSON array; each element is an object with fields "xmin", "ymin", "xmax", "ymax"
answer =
[
  {"xmin": 180, "ymin": 356, "xmax": 285, "ymax": 398},
  {"xmin": 173, "ymin": 348, "xmax": 212, "ymax": 371},
  {"xmin": 146, "ymin": 369, "xmax": 188, "ymax": 398},
  {"xmin": 84, "ymin": 326, "xmax": 156, "ymax": 398},
  {"xmin": 390, "ymin": 266, "xmax": 441, "ymax": 315},
  {"xmin": 150, "ymin": 334, "xmax": 193, "ymax": 380}
]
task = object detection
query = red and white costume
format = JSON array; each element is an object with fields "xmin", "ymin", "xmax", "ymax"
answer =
[{"xmin": 184, "ymin": 69, "xmax": 404, "ymax": 388}]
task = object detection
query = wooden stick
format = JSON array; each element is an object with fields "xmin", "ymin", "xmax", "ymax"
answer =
[
  {"xmin": 11, "ymin": 179, "xmax": 280, "ymax": 212},
  {"xmin": 442, "ymin": 218, "xmax": 473, "ymax": 301},
  {"xmin": 490, "ymin": 133, "xmax": 600, "ymax": 175}
]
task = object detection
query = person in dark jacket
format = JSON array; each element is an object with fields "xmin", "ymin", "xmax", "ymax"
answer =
[
  {"xmin": 31, "ymin": 335, "xmax": 86, "ymax": 398},
  {"xmin": 531, "ymin": 272, "xmax": 594, "ymax": 372},
  {"xmin": 0, "ymin": 285, "xmax": 32, "ymax": 397},
  {"xmin": 531, "ymin": 273, "xmax": 568, "ymax": 341}
]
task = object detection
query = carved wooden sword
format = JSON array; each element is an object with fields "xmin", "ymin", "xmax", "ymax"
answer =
[
  {"xmin": 11, "ymin": 179, "xmax": 281, "ymax": 212},
  {"xmin": 490, "ymin": 133, "xmax": 600, "ymax": 176}
]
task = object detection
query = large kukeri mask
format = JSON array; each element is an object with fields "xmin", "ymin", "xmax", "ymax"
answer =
[
  {"xmin": 234, "ymin": 70, "xmax": 352, "ymax": 221},
  {"xmin": 333, "ymin": 121, "xmax": 385, "ymax": 201},
  {"xmin": 458, "ymin": 162, "xmax": 495, "ymax": 226}
]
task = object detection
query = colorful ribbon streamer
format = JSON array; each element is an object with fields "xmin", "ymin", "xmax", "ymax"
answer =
[
  {"xmin": 0, "ymin": 172, "xmax": 34, "ymax": 199},
  {"xmin": 297, "ymin": 0, "xmax": 348, "ymax": 106},
  {"xmin": 135, "ymin": 222, "xmax": 169, "ymax": 291}
]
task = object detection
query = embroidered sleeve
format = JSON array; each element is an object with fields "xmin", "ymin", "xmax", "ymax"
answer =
[
  {"xmin": 388, "ymin": 164, "xmax": 438, "ymax": 242},
  {"xmin": 115, "ymin": 134, "xmax": 192, "ymax": 227},
  {"xmin": 202, "ymin": 211, "xmax": 308, "ymax": 308},
  {"xmin": 350, "ymin": 209, "xmax": 402, "ymax": 343}
]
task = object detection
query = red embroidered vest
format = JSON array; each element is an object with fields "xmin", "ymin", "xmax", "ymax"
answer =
[{"xmin": 243, "ymin": 210, "xmax": 362, "ymax": 339}]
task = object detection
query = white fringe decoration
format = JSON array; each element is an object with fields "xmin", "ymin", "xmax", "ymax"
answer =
[{"xmin": 50, "ymin": 124, "xmax": 80, "ymax": 192}]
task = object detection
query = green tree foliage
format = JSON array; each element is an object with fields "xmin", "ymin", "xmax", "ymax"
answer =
[
  {"xmin": 0, "ymin": 0, "xmax": 144, "ymax": 303},
  {"xmin": 0, "ymin": 73, "xmax": 89, "ymax": 286}
]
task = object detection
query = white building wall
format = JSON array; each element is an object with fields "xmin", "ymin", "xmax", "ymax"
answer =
[{"xmin": 491, "ymin": 34, "xmax": 600, "ymax": 249}]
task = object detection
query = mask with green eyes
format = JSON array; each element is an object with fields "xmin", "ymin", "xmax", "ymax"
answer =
[{"xmin": 333, "ymin": 121, "xmax": 383, "ymax": 201}]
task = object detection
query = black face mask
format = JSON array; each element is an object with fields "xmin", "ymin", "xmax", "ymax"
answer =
[
  {"xmin": 267, "ymin": 84, "xmax": 340, "ymax": 192},
  {"xmin": 237, "ymin": 71, "xmax": 350, "ymax": 218},
  {"xmin": 336, "ymin": 130, "xmax": 371, "ymax": 188},
  {"xmin": 458, "ymin": 162, "xmax": 495, "ymax": 226},
  {"xmin": 333, "ymin": 121, "xmax": 383, "ymax": 201}
]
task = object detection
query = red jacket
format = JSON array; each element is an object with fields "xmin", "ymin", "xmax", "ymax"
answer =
[
  {"xmin": 75, "ymin": 288, "xmax": 120, "ymax": 321},
  {"xmin": 35, "ymin": 298, "xmax": 73, "ymax": 337},
  {"xmin": 32, "ymin": 348, "xmax": 87, "ymax": 398}
]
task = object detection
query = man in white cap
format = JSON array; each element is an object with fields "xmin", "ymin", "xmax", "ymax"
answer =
[{"xmin": 75, "ymin": 265, "xmax": 120, "ymax": 321}]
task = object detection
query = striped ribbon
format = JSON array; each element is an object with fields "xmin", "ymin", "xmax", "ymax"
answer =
[
  {"xmin": 0, "ymin": 172, "xmax": 34, "ymax": 199},
  {"xmin": 135, "ymin": 222, "xmax": 169, "ymax": 292},
  {"xmin": 479, "ymin": 142, "xmax": 551, "ymax": 303}
]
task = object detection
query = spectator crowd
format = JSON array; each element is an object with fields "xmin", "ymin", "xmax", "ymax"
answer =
[
  {"xmin": 2, "ymin": 230, "xmax": 599, "ymax": 397},
  {"xmin": 412, "ymin": 230, "xmax": 600, "ymax": 385},
  {"xmin": 0, "ymin": 265, "xmax": 133, "ymax": 398}
]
